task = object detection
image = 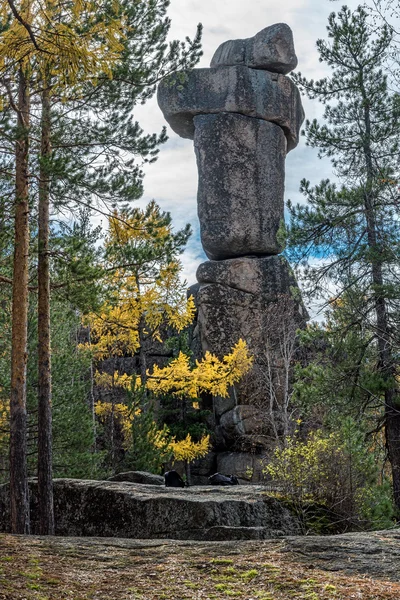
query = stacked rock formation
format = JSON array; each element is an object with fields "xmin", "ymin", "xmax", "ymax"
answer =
[{"xmin": 158, "ymin": 24, "xmax": 307, "ymax": 476}]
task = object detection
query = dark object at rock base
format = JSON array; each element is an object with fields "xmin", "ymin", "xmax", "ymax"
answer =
[
  {"xmin": 165, "ymin": 470, "xmax": 185, "ymax": 488},
  {"xmin": 209, "ymin": 473, "xmax": 239, "ymax": 486}
]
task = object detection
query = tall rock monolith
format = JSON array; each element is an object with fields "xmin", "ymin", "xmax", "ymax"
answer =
[{"xmin": 158, "ymin": 24, "xmax": 307, "ymax": 479}]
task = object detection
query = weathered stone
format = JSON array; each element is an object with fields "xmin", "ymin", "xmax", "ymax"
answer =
[
  {"xmin": 190, "ymin": 452, "xmax": 217, "ymax": 477},
  {"xmin": 0, "ymin": 479, "xmax": 301, "ymax": 540},
  {"xmin": 236, "ymin": 435, "xmax": 270, "ymax": 451},
  {"xmin": 217, "ymin": 452, "xmax": 267, "ymax": 483},
  {"xmin": 4, "ymin": 530, "xmax": 400, "ymax": 583},
  {"xmin": 196, "ymin": 254, "xmax": 307, "ymax": 300},
  {"xmin": 107, "ymin": 471, "xmax": 164, "ymax": 486},
  {"xmin": 218, "ymin": 404, "xmax": 273, "ymax": 451},
  {"xmin": 193, "ymin": 256, "xmax": 307, "ymax": 426},
  {"xmin": 220, "ymin": 405, "xmax": 265, "ymax": 437},
  {"xmin": 194, "ymin": 113, "xmax": 286, "ymax": 260},
  {"xmin": 211, "ymin": 23, "xmax": 298, "ymax": 74},
  {"xmin": 214, "ymin": 392, "xmax": 237, "ymax": 418},
  {"xmin": 157, "ymin": 65, "xmax": 304, "ymax": 151}
]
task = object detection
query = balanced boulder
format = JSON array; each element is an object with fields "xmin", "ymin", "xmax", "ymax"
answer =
[{"xmin": 210, "ymin": 23, "xmax": 298, "ymax": 74}]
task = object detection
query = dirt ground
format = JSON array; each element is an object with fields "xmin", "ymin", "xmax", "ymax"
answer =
[{"xmin": 1, "ymin": 530, "xmax": 400, "ymax": 599}]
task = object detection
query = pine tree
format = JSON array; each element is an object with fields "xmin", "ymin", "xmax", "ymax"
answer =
[{"xmin": 288, "ymin": 6, "xmax": 400, "ymax": 508}]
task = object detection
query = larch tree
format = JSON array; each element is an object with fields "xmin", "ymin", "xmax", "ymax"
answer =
[
  {"xmin": 288, "ymin": 6, "xmax": 400, "ymax": 508},
  {"xmin": 85, "ymin": 204, "xmax": 253, "ymax": 475},
  {"xmin": 87, "ymin": 202, "xmax": 195, "ymax": 390},
  {"xmin": 84, "ymin": 202, "xmax": 194, "ymax": 472}
]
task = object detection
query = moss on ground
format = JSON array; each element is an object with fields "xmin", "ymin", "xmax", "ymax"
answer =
[{"xmin": 0, "ymin": 534, "xmax": 399, "ymax": 599}]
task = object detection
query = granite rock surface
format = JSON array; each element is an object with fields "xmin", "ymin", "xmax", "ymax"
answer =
[
  {"xmin": 194, "ymin": 256, "xmax": 307, "ymax": 429},
  {"xmin": 0, "ymin": 479, "xmax": 301, "ymax": 540},
  {"xmin": 194, "ymin": 113, "xmax": 286, "ymax": 260},
  {"xmin": 107, "ymin": 471, "xmax": 164, "ymax": 485}
]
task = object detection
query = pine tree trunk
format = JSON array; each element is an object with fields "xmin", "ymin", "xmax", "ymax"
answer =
[
  {"xmin": 9, "ymin": 67, "xmax": 30, "ymax": 535},
  {"xmin": 37, "ymin": 85, "xmax": 54, "ymax": 535},
  {"xmin": 361, "ymin": 84, "xmax": 400, "ymax": 509}
]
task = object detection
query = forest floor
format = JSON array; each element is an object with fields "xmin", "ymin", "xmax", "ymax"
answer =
[{"xmin": 1, "ymin": 530, "xmax": 400, "ymax": 600}]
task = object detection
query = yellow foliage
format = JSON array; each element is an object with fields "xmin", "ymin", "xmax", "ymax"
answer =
[
  {"xmin": 95, "ymin": 400, "xmax": 140, "ymax": 450},
  {"xmin": 0, "ymin": 0, "xmax": 126, "ymax": 91},
  {"xmin": 149, "ymin": 424, "xmax": 171, "ymax": 455},
  {"xmin": 83, "ymin": 205, "xmax": 196, "ymax": 360},
  {"xmin": 84, "ymin": 291, "xmax": 195, "ymax": 360},
  {"xmin": 108, "ymin": 204, "xmax": 172, "ymax": 248},
  {"xmin": 0, "ymin": 395, "xmax": 9, "ymax": 448},
  {"xmin": 147, "ymin": 339, "xmax": 253, "ymax": 398},
  {"xmin": 94, "ymin": 370, "xmax": 139, "ymax": 391},
  {"xmin": 95, "ymin": 397, "xmax": 172, "ymax": 460},
  {"xmin": 169, "ymin": 433, "xmax": 210, "ymax": 463},
  {"xmin": 264, "ymin": 430, "xmax": 343, "ymax": 503}
]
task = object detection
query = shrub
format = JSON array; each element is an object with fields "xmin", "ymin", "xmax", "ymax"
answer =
[{"xmin": 264, "ymin": 419, "xmax": 394, "ymax": 532}]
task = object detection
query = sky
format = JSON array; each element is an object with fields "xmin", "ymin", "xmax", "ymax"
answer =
[{"xmin": 133, "ymin": 0, "xmax": 365, "ymax": 307}]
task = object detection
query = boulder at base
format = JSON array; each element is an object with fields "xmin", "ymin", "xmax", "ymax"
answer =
[
  {"xmin": 107, "ymin": 471, "xmax": 164, "ymax": 486},
  {"xmin": 0, "ymin": 479, "xmax": 300, "ymax": 541}
]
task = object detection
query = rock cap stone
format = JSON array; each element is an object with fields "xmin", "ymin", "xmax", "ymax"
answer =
[{"xmin": 210, "ymin": 23, "xmax": 298, "ymax": 74}]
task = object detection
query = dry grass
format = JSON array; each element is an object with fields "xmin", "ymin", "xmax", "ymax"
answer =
[{"xmin": 0, "ymin": 533, "xmax": 399, "ymax": 600}]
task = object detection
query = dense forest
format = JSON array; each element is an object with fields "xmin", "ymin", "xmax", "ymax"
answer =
[{"xmin": 0, "ymin": 0, "xmax": 400, "ymax": 542}]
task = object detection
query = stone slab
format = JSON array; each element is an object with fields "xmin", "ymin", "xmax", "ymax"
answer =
[
  {"xmin": 157, "ymin": 65, "xmax": 304, "ymax": 151},
  {"xmin": 0, "ymin": 479, "xmax": 301, "ymax": 540}
]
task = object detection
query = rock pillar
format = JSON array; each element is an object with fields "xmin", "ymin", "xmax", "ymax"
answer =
[{"xmin": 158, "ymin": 24, "xmax": 307, "ymax": 474}]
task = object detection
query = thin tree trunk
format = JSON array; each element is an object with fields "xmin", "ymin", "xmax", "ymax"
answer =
[
  {"xmin": 184, "ymin": 461, "xmax": 191, "ymax": 486},
  {"xmin": 37, "ymin": 84, "xmax": 54, "ymax": 535},
  {"xmin": 9, "ymin": 67, "xmax": 30, "ymax": 535},
  {"xmin": 138, "ymin": 316, "xmax": 147, "ymax": 391},
  {"xmin": 87, "ymin": 327, "xmax": 97, "ymax": 458},
  {"xmin": 360, "ymin": 80, "xmax": 400, "ymax": 509},
  {"xmin": 110, "ymin": 360, "xmax": 116, "ymax": 472}
]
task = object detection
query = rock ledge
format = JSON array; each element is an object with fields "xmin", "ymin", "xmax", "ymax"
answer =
[{"xmin": 0, "ymin": 479, "xmax": 300, "ymax": 540}]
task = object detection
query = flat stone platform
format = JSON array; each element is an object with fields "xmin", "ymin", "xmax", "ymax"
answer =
[{"xmin": 0, "ymin": 480, "xmax": 300, "ymax": 540}]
